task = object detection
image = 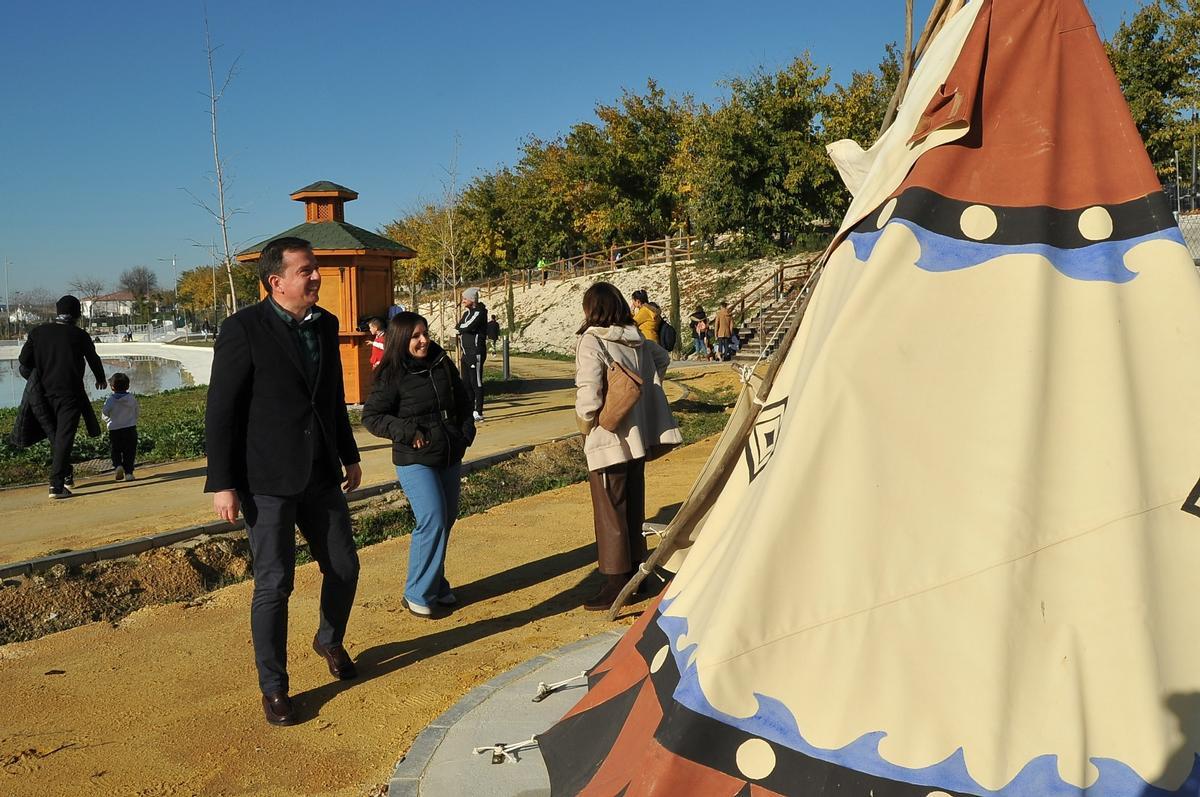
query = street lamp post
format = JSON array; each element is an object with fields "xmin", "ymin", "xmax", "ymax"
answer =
[{"xmin": 157, "ymin": 255, "xmax": 178, "ymax": 327}]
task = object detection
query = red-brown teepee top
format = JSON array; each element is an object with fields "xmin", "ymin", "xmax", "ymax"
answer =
[{"xmin": 902, "ymin": 0, "xmax": 1161, "ymax": 209}]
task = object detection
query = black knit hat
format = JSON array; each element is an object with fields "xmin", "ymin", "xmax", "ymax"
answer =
[{"xmin": 55, "ymin": 295, "xmax": 82, "ymax": 318}]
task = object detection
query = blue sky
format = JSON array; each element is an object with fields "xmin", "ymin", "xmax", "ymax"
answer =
[{"xmin": 0, "ymin": 0, "xmax": 1140, "ymax": 299}]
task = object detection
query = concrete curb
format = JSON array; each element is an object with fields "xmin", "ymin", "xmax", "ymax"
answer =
[
  {"xmin": 0, "ymin": 434, "xmax": 583, "ymax": 580},
  {"xmin": 387, "ymin": 630, "xmax": 623, "ymax": 796}
]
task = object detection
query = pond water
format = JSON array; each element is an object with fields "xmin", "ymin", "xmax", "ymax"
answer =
[{"xmin": 0, "ymin": 357, "xmax": 195, "ymax": 409}]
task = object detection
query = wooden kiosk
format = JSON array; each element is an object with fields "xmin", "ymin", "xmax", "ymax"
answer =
[{"xmin": 237, "ymin": 181, "xmax": 415, "ymax": 404}]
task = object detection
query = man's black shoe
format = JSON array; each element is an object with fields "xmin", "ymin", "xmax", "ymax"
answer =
[
  {"xmin": 262, "ymin": 692, "xmax": 298, "ymax": 726},
  {"xmin": 312, "ymin": 636, "xmax": 358, "ymax": 680}
]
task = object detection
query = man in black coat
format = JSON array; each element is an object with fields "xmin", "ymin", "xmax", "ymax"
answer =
[
  {"xmin": 204, "ymin": 237, "xmax": 363, "ymax": 727},
  {"xmin": 455, "ymin": 286, "xmax": 488, "ymax": 421},
  {"xmin": 18, "ymin": 295, "xmax": 106, "ymax": 498}
]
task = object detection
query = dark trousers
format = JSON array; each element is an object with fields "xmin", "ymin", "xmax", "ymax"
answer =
[
  {"xmin": 460, "ymin": 352, "xmax": 485, "ymax": 415},
  {"xmin": 46, "ymin": 395, "xmax": 82, "ymax": 491},
  {"xmin": 109, "ymin": 426, "xmax": 137, "ymax": 473},
  {"xmin": 587, "ymin": 458, "xmax": 647, "ymax": 575},
  {"xmin": 241, "ymin": 476, "xmax": 360, "ymax": 695}
]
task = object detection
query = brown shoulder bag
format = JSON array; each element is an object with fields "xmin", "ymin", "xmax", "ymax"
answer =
[{"xmin": 595, "ymin": 339, "xmax": 644, "ymax": 432}]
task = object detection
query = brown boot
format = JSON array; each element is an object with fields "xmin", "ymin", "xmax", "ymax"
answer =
[{"xmin": 584, "ymin": 574, "xmax": 628, "ymax": 611}]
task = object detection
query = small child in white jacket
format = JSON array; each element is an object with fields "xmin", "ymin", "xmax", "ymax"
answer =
[{"xmin": 102, "ymin": 372, "xmax": 139, "ymax": 481}]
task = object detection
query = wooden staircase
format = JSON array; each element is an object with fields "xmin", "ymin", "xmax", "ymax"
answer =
[
  {"xmin": 728, "ymin": 256, "xmax": 820, "ymax": 363},
  {"xmin": 732, "ymin": 298, "xmax": 796, "ymax": 362}
]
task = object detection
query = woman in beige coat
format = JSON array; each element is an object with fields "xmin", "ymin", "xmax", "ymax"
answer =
[{"xmin": 574, "ymin": 282, "xmax": 682, "ymax": 610}]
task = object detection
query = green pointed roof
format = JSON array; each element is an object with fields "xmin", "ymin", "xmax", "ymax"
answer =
[
  {"xmin": 237, "ymin": 221, "xmax": 416, "ymax": 259},
  {"xmin": 291, "ymin": 180, "xmax": 358, "ymax": 198}
]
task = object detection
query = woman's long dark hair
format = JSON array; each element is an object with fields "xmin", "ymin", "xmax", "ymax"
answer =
[
  {"xmin": 576, "ymin": 282, "xmax": 635, "ymax": 334},
  {"xmin": 377, "ymin": 311, "xmax": 430, "ymax": 378}
]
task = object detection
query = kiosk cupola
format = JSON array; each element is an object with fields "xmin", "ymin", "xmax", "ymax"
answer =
[{"xmin": 291, "ymin": 180, "xmax": 358, "ymax": 223}]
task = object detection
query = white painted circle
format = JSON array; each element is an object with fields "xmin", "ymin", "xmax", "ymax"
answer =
[
  {"xmin": 735, "ymin": 738, "xmax": 777, "ymax": 780},
  {"xmin": 877, "ymin": 197, "xmax": 898, "ymax": 228},
  {"xmin": 959, "ymin": 205, "xmax": 998, "ymax": 240},
  {"xmin": 649, "ymin": 645, "xmax": 669, "ymax": 674},
  {"xmin": 927, "ymin": 793, "xmax": 954, "ymax": 797},
  {"xmin": 1078, "ymin": 206, "xmax": 1114, "ymax": 241}
]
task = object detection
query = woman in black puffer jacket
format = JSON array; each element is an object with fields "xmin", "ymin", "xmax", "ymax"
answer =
[{"xmin": 362, "ymin": 312, "xmax": 476, "ymax": 618}]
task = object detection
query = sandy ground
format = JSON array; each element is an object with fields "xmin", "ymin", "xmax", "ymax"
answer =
[
  {"xmin": 0, "ymin": 434, "xmax": 717, "ymax": 796},
  {"xmin": 0, "ymin": 358, "xmax": 592, "ymax": 565}
]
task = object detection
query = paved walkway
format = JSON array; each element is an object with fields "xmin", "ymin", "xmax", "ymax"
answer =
[
  {"xmin": 0, "ymin": 356, "xmax": 586, "ymax": 564},
  {"xmin": 0, "ymin": 354, "xmax": 715, "ymax": 565},
  {"xmin": 390, "ymin": 632, "xmax": 621, "ymax": 796}
]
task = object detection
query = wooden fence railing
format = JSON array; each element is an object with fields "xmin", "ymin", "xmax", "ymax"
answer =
[{"xmin": 478, "ymin": 234, "xmax": 701, "ymax": 300}]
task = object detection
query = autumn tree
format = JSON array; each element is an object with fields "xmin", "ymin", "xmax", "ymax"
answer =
[{"xmin": 821, "ymin": 45, "xmax": 901, "ymax": 217}]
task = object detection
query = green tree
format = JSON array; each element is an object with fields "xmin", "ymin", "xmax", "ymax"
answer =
[
  {"xmin": 687, "ymin": 55, "xmax": 835, "ymax": 251},
  {"xmin": 460, "ymin": 172, "xmax": 512, "ymax": 276},
  {"xmin": 1107, "ymin": 0, "xmax": 1200, "ymax": 177},
  {"xmin": 507, "ymin": 139, "xmax": 587, "ymax": 262},
  {"xmin": 559, "ymin": 80, "xmax": 694, "ymax": 246},
  {"xmin": 821, "ymin": 45, "xmax": 901, "ymax": 215}
]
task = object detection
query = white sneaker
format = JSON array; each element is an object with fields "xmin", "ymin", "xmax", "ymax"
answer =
[
  {"xmin": 48, "ymin": 487, "xmax": 72, "ymax": 500},
  {"xmin": 115, "ymin": 466, "xmax": 125, "ymax": 482},
  {"xmin": 125, "ymin": 473, "xmax": 136, "ymax": 481},
  {"xmin": 401, "ymin": 597, "xmax": 433, "ymax": 617},
  {"xmin": 473, "ymin": 411, "xmax": 484, "ymax": 422}
]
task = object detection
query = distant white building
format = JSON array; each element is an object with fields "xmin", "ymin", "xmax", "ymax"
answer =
[
  {"xmin": 83, "ymin": 290, "xmax": 135, "ymax": 318},
  {"xmin": 8, "ymin": 307, "xmax": 40, "ymax": 324}
]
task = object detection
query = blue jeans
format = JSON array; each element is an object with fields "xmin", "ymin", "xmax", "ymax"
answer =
[
  {"xmin": 692, "ymin": 335, "xmax": 707, "ymax": 357},
  {"xmin": 396, "ymin": 462, "xmax": 461, "ymax": 607}
]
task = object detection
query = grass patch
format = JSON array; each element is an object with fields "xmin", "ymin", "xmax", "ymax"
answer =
[
  {"xmin": 508, "ymin": 349, "xmax": 575, "ymax": 362},
  {"xmin": 0, "ymin": 386, "xmax": 209, "ymax": 487}
]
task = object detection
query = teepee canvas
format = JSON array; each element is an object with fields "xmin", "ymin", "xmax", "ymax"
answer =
[{"xmin": 538, "ymin": 0, "xmax": 1200, "ymax": 794}]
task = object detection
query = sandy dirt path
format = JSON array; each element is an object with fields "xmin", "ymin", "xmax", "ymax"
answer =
[
  {"xmin": 0, "ymin": 358, "xmax": 595, "ymax": 565},
  {"xmin": 0, "ymin": 435, "xmax": 716, "ymax": 796}
]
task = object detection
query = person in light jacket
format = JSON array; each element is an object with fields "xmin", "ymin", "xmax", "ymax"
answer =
[
  {"xmin": 362, "ymin": 312, "xmax": 476, "ymax": 618},
  {"xmin": 574, "ymin": 282, "xmax": 682, "ymax": 611}
]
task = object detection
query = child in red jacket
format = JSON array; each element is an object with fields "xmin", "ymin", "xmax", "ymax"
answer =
[{"xmin": 368, "ymin": 317, "xmax": 385, "ymax": 370}]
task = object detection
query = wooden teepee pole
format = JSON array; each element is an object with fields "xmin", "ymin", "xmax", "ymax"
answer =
[{"xmin": 879, "ymin": 0, "xmax": 952, "ymax": 135}]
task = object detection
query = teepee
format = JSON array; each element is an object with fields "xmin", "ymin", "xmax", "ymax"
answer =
[{"xmin": 538, "ymin": 0, "xmax": 1200, "ymax": 794}]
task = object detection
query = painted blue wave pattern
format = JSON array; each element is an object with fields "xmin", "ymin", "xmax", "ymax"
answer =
[
  {"xmin": 653, "ymin": 607, "xmax": 1200, "ymax": 796},
  {"xmin": 846, "ymin": 219, "xmax": 1187, "ymax": 284}
]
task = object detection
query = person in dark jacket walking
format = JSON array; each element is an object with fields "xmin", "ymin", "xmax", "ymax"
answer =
[
  {"xmin": 456, "ymin": 287, "xmax": 488, "ymax": 421},
  {"xmin": 18, "ymin": 295, "xmax": 106, "ymax": 498},
  {"xmin": 362, "ymin": 312, "xmax": 476, "ymax": 618},
  {"xmin": 204, "ymin": 237, "xmax": 362, "ymax": 727}
]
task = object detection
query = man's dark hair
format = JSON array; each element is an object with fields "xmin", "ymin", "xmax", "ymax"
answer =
[
  {"xmin": 258, "ymin": 237, "xmax": 313, "ymax": 292},
  {"xmin": 577, "ymin": 282, "xmax": 634, "ymax": 334},
  {"xmin": 56, "ymin": 294, "xmax": 82, "ymax": 319},
  {"xmin": 109, "ymin": 372, "xmax": 131, "ymax": 392},
  {"xmin": 631, "ymin": 289, "xmax": 649, "ymax": 304}
]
